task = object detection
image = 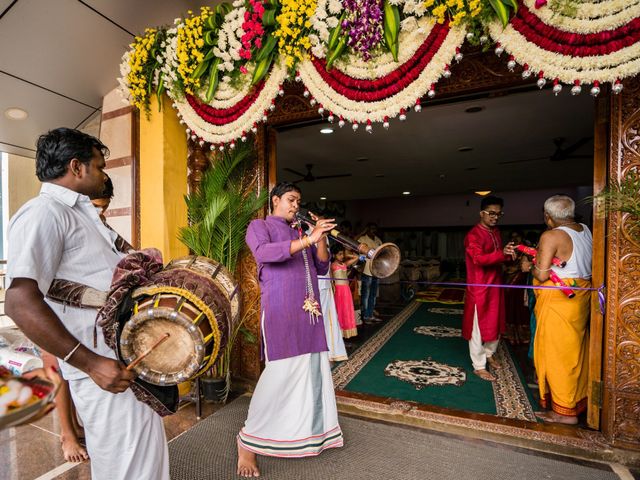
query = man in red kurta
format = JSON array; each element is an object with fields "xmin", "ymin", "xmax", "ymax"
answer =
[{"xmin": 463, "ymin": 196, "xmax": 515, "ymax": 381}]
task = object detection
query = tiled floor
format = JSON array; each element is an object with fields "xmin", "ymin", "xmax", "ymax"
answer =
[{"xmin": 2, "ymin": 395, "xmax": 225, "ymax": 480}]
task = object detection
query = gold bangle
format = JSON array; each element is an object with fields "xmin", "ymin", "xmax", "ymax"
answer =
[
  {"xmin": 299, "ymin": 239, "xmax": 306, "ymax": 250},
  {"xmin": 304, "ymin": 237, "xmax": 311, "ymax": 248}
]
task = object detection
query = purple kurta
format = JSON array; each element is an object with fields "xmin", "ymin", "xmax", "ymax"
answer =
[{"xmin": 246, "ymin": 216, "xmax": 330, "ymax": 361}]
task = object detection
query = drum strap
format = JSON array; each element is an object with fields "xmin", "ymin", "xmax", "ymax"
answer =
[{"xmin": 46, "ymin": 279, "xmax": 108, "ymax": 309}]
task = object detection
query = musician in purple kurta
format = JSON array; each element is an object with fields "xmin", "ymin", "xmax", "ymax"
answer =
[
  {"xmin": 246, "ymin": 215, "xmax": 329, "ymax": 361},
  {"xmin": 237, "ymin": 182, "xmax": 344, "ymax": 478}
]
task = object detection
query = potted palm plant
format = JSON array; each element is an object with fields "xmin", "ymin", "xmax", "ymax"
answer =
[{"xmin": 179, "ymin": 142, "xmax": 267, "ymax": 402}]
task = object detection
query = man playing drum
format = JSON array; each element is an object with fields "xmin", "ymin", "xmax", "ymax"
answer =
[
  {"xmin": 5, "ymin": 128, "xmax": 169, "ymax": 480},
  {"xmin": 237, "ymin": 182, "xmax": 343, "ymax": 477}
]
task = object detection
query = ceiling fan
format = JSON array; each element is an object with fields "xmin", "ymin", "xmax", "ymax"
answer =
[
  {"xmin": 499, "ymin": 136, "xmax": 593, "ymax": 165},
  {"xmin": 283, "ymin": 163, "xmax": 352, "ymax": 183}
]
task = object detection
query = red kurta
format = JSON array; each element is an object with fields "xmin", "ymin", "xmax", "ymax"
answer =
[{"xmin": 462, "ymin": 224, "xmax": 510, "ymax": 342}]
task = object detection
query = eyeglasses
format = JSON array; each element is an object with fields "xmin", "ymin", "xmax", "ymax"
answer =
[{"xmin": 481, "ymin": 210, "xmax": 504, "ymax": 218}]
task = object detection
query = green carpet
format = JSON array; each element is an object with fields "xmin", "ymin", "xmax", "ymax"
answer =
[{"xmin": 334, "ymin": 302, "xmax": 536, "ymax": 420}]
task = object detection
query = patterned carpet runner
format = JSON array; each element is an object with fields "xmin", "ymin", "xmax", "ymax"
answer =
[{"xmin": 333, "ymin": 301, "xmax": 536, "ymax": 421}]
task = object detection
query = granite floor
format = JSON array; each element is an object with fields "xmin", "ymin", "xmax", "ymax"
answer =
[{"xmin": 2, "ymin": 394, "xmax": 225, "ymax": 480}]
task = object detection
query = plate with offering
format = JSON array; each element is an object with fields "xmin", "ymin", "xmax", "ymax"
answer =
[{"xmin": 0, "ymin": 366, "xmax": 57, "ymax": 430}]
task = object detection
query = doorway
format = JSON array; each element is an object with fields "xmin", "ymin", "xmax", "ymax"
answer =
[{"xmin": 268, "ymin": 85, "xmax": 604, "ymax": 432}]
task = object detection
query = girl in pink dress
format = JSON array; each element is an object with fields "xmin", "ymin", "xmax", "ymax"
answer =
[{"xmin": 331, "ymin": 246, "xmax": 358, "ymax": 338}]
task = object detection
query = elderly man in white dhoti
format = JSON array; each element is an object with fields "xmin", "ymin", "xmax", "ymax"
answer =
[{"xmin": 5, "ymin": 128, "xmax": 169, "ymax": 480}]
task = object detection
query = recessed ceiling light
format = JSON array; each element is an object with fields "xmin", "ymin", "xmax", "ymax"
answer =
[
  {"xmin": 4, "ymin": 107, "xmax": 28, "ymax": 120},
  {"xmin": 402, "ymin": 191, "xmax": 411, "ymax": 195},
  {"xmin": 458, "ymin": 146, "xmax": 473, "ymax": 152},
  {"xmin": 320, "ymin": 196, "xmax": 327, "ymax": 200},
  {"xmin": 374, "ymin": 173, "xmax": 385, "ymax": 177},
  {"xmin": 465, "ymin": 106, "xmax": 484, "ymax": 114},
  {"xmin": 356, "ymin": 157, "xmax": 368, "ymax": 162},
  {"xmin": 475, "ymin": 190, "xmax": 492, "ymax": 196},
  {"xmin": 320, "ymin": 128, "xmax": 334, "ymax": 134}
]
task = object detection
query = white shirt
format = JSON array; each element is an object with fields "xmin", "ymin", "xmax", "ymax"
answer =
[
  {"xmin": 551, "ymin": 224, "xmax": 593, "ymax": 280},
  {"xmin": 357, "ymin": 234, "xmax": 382, "ymax": 276},
  {"xmin": 7, "ymin": 183, "xmax": 124, "ymax": 380}
]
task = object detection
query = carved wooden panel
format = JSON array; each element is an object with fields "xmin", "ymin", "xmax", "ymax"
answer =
[
  {"xmin": 603, "ymin": 76, "xmax": 640, "ymax": 450},
  {"xmin": 187, "ymin": 139, "xmax": 210, "ymax": 194}
]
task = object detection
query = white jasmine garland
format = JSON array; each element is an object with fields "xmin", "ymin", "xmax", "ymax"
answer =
[
  {"xmin": 488, "ymin": 20, "xmax": 640, "ymax": 83},
  {"xmin": 160, "ymin": 28, "xmax": 179, "ymax": 95},
  {"xmin": 173, "ymin": 59, "xmax": 288, "ymax": 144},
  {"xmin": 216, "ymin": 6, "xmax": 246, "ymax": 73},
  {"xmin": 117, "ymin": 50, "xmax": 132, "ymax": 103},
  {"xmin": 522, "ymin": 0, "xmax": 640, "ymax": 33},
  {"xmin": 298, "ymin": 25, "xmax": 466, "ymax": 123},
  {"xmin": 310, "ymin": 0, "xmax": 344, "ymax": 58}
]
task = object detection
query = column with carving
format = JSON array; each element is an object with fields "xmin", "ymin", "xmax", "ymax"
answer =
[
  {"xmin": 603, "ymin": 76, "xmax": 640, "ymax": 450},
  {"xmin": 187, "ymin": 139, "xmax": 210, "ymax": 194}
]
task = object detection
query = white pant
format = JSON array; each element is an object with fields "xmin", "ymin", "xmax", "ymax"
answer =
[
  {"xmin": 469, "ymin": 306, "xmax": 499, "ymax": 371},
  {"xmin": 69, "ymin": 377, "xmax": 170, "ymax": 480}
]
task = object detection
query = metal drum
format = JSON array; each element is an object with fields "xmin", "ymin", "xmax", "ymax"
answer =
[{"xmin": 119, "ymin": 256, "xmax": 240, "ymax": 386}]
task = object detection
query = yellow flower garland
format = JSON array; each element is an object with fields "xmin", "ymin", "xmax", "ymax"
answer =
[
  {"xmin": 177, "ymin": 7, "xmax": 212, "ymax": 95},
  {"xmin": 126, "ymin": 28, "xmax": 158, "ymax": 112},
  {"xmin": 274, "ymin": 0, "xmax": 317, "ymax": 69},
  {"xmin": 426, "ymin": 0, "xmax": 482, "ymax": 25}
]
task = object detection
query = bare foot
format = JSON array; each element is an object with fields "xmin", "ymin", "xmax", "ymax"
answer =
[
  {"xmin": 61, "ymin": 435, "xmax": 89, "ymax": 463},
  {"xmin": 486, "ymin": 356, "xmax": 502, "ymax": 370},
  {"xmin": 474, "ymin": 369, "xmax": 496, "ymax": 382},
  {"xmin": 535, "ymin": 411, "xmax": 578, "ymax": 425},
  {"xmin": 237, "ymin": 442, "xmax": 260, "ymax": 477}
]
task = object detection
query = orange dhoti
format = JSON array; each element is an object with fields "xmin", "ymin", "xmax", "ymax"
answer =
[{"xmin": 533, "ymin": 278, "xmax": 591, "ymax": 417}]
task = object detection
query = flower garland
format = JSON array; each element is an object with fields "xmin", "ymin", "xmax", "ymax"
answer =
[
  {"xmin": 488, "ymin": 2, "xmax": 640, "ymax": 87},
  {"xmin": 116, "ymin": 1, "xmax": 640, "ymax": 147},
  {"xmin": 215, "ymin": 1, "xmax": 247, "ymax": 73},
  {"xmin": 523, "ymin": 0, "xmax": 640, "ymax": 34},
  {"xmin": 309, "ymin": 0, "xmax": 343, "ymax": 58},
  {"xmin": 333, "ymin": 16, "xmax": 438, "ymax": 79},
  {"xmin": 175, "ymin": 7, "xmax": 212, "ymax": 96},
  {"xmin": 342, "ymin": 0, "xmax": 385, "ymax": 61},
  {"xmin": 118, "ymin": 28, "xmax": 161, "ymax": 114},
  {"xmin": 298, "ymin": 23, "xmax": 466, "ymax": 123},
  {"xmin": 240, "ymin": 0, "xmax": 265, "ymax": 61},
  {"xmin": 172, "ymin": 59, "xmax": 288, "ymax": 146},
  {"xmin": 275, "ymin": 0, "xmax": 317, "ymax": 69}
]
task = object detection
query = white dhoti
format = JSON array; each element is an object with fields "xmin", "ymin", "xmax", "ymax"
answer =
[
  {"xmin": 238, "ymin": 352, "xmax": 343, "ymax": 457},
  {"xmin": 69, "ymin": 377, "xmax": 169, "ymax": 480},
  {"xmin": 318, "ymin": 277, "xmax": 348, "ymax": 361}
]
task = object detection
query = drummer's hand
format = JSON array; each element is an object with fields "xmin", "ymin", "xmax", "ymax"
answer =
[{"xmin": 88, "ymin": 357, "xmax": 136, "ymax": 393}]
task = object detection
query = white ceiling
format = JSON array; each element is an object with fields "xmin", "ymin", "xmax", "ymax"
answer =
[
  {"xmin": 0, "ymin": 0, "xmax": 205, "ymax": 157},
  {"xmin": 276, "ymin": 89, "xmax": 595, "ymax": 201}
]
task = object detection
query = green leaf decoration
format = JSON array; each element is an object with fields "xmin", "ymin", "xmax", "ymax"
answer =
[
  {"xmin": 251, "ymin": 53, "xmax": 274, "ymax": 86},
  {"xmin": 326, "ymin": 36, "xmax": 347, "ymax": 71},
  {"xmin": 205, "ymin": 58, "xmax": 221, "ymax": 103},
  {"xmin": 255, "ymin": 34, "xmax": 278, "ymax": 62},
  {"xmin": 489, "ymin": 0, "xmax": 510, "ymax": 27},
  {"xmin": 383, "ymin": 0, "xmax": 400, "ymax": 61}
]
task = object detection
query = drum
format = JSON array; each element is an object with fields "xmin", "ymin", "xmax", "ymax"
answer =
[{"xmin": 119, "ymin": 256, "xmax": 240, "ymax": 386}]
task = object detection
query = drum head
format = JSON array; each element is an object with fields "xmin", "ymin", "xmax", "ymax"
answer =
[{"xmin": 120, "ymin": 307, "xmax": 205, "ymax": 386}]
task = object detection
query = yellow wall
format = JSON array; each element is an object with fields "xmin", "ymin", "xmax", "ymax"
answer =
[
  {"xmin": 139, "ymin": 94, "xmax": 189, "ymax": 261},
  {"xmin": 8, "ymin": 153, "xmax": 40, "ymax": 217}
]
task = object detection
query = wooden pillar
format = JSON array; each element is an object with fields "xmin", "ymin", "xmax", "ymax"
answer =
[{"xmin": 602, "ymin": 77, "xmax": 640, "ymax": 450}]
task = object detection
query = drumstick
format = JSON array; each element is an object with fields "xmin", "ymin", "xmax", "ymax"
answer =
[{"xmin": 126, "ymin": 333, "xmax": 170, "ymax": 371}]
